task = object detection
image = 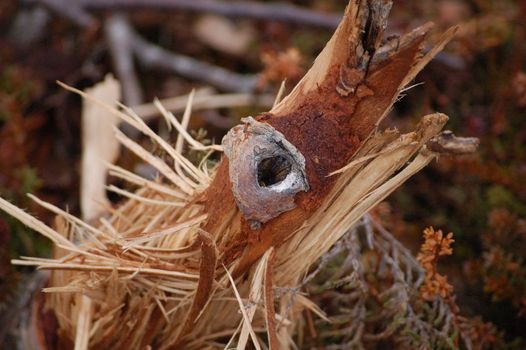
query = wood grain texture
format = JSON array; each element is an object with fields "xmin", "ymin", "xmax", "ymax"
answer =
[{"xmin": 201, "ymin": 0, "xmax": 436, "ymax": 277}]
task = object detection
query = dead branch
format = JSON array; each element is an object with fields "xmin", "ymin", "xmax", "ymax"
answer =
[
  {"xmin": 30, "ymin": 1, "xmax": 262, "ymax": 92},
  {"xmin": 211, "ymin": 1, "xmax": 455, "ymax": 277},
  {"xmin": 33, "ymin": 0, "xmax": 465, "ymax": 82},
  {"xmin": 33, "ymin": 0, "xmax": 96, "ymax": 27},
  {"xmin": 127, "ymin": 26, "xmax": 260, "ymax": 92},
  {"xmin": 426, "ymin": 130, "xmax": 480, "ymax": 155},
  {"xmin": 105, "ymin": 14, "xmax": 143, "ymax": 107},
  {"xmin": 32, "ymin": 0, "xmax": 341, "ymax": 29}
]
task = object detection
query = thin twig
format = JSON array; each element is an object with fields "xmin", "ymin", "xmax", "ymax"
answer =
[
  {"xmin": 34, "ymin": 0, "xmax": 95, "ymax": 27},
  {"xmin": 127, "ymin": 26, "xmax": 259, "ymax": 92},
  {"xmin": 43, "ymin": 2, "xmax": 260, "ymax": 92},
  {"xmin": 31, "ymin": 1, "xmax": 285, "ymax": 93},
  {"xmin": 32, "ymin": 0, "xmax": 341, "ymax": 29},
  {"xmin": 105, "ymin": 14, "xmax": 143, "ymax": 106},
  {"xmin": 426, "ymin": 130, "xmax": 479, "ymax": 155}
]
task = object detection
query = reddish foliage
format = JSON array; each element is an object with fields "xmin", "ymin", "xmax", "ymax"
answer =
[{"xmin": 417, "ymin": 227, "xmax": 455, "ymax": 301}]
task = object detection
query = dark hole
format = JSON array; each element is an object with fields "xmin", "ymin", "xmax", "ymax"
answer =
[{"xmin": 257, "ymin": 155, "xmax": 292, "ymax": 187}]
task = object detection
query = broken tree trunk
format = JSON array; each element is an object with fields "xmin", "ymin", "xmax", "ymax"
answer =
[{"xmin": 0, "ymin": 1, "xmax": 478, "ymax": 349}]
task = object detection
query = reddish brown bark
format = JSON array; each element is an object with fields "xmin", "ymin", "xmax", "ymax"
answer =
[{"xmin": 202, "ymin": 16, "xmax": 432, "ymax": 277}]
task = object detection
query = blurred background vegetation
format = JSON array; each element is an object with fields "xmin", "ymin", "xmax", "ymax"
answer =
[{"xmin": 0, "ymin": 0, "xmax": 525, "ymax": 347}]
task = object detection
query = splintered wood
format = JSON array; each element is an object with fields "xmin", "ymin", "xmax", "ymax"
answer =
[{"xmin": 0, "ymin": 1, "xmax": 474, "ymax": 349}]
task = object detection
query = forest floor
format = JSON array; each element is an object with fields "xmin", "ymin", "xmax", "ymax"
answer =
[{"xmin": 0, "ymin": 0, "xmax": 525, "ymax": 347}]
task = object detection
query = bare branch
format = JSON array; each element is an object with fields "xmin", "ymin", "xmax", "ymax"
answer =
[
  {"xmin": 36, "ymin": 0, "xmax": 261, "ymax": 92},
  {"xmin": 34, "ymin": 0, "xmax": 341, "ymax": 29},
  {"xmin": 126, "ymin": 24, "xmax": 259, "ymax": 92},
  {"xmin": 426, "ymin": 130, "xmax": 480, "ymax": 155},
  {"xmin": 35, "ymin": 0, "xmax": 95, "ymax": 27},
  {"xmin": 105, "ymin": 14, "xmax": 143, "ymax": 106}
]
